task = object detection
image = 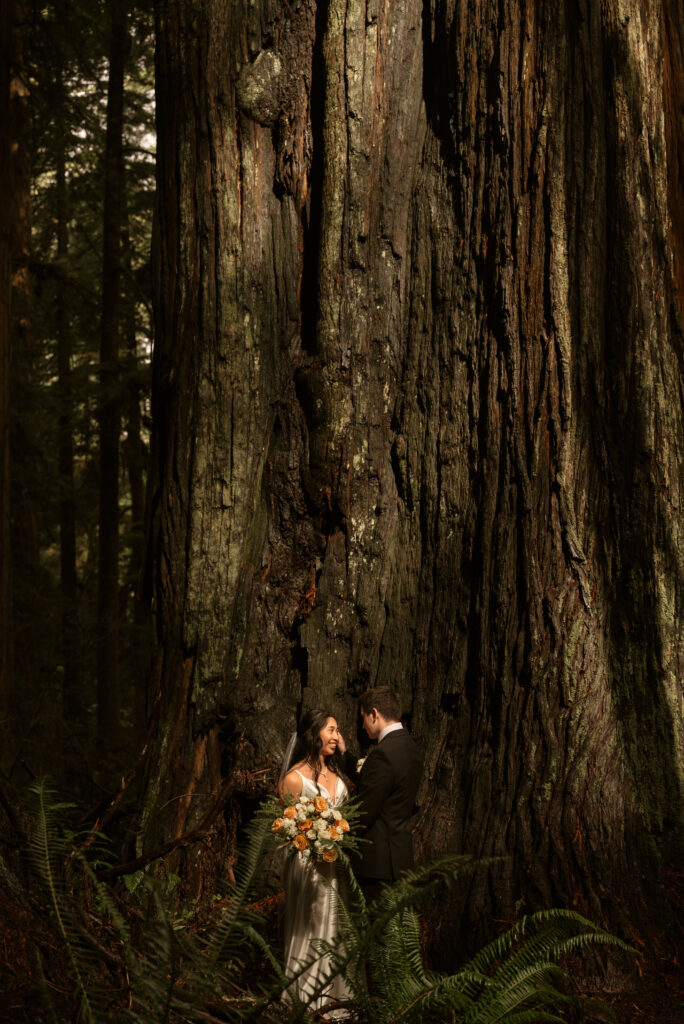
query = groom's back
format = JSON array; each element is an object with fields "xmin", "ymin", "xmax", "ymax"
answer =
[
  {"xmin": 376, "ymin": 729, "xmax": 422, "ymax": 826},
  {"xmin": 357, "ymin": 728, "xmax": 423, "ymax": 881}
]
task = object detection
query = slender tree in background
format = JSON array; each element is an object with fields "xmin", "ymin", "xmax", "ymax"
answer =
[
  {"xmin": 97, "ymin": 0, "xmax": 129, "ymax": 746},
  {"xmin": 55, "ymin": 61, "xmax": 81, "ymax": 725},
  {"xmin": 0, "ymin": 0, "xmax": 13, "ymax": 733},
  {"xmin": 121, "ymin": 191, "xmax": 150, "ymax": 729},
  {"xmin": 9, "ymin": 0, "xmax": 39, "ymax": 700},
  {"xmin": 122, "ymin": 201, "xmax": 146, "ymax": 595},
  {"xmin": 141, "ymin": 0, "xmax": 684, "ymax": 948}
]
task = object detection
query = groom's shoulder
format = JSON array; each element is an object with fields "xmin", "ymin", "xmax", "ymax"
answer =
[{"xmin": 382, "ymin": 727, "xmax": 420, "ymax": 754}]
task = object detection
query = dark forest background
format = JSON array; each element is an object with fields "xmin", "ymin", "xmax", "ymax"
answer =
[
  {"xmin": 1, "ymin": 0, "xmax": 684, "ymax": 1020},
  {"xmin": 1, "ymin": 0, "xmax": 154, "ymax": 776}
]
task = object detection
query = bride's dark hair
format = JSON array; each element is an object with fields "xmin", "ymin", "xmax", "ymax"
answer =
[{"xmin": 289, "ymin": 708, "xmax": 341, "ymax": 789}]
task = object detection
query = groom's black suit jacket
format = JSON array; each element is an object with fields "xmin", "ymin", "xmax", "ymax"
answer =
[{"xmin": 349, "ymin": 728, "xmax": 423, "ymax": 882}]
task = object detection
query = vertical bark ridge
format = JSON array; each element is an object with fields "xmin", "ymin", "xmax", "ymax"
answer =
[{"xmin": 599, "ymin": 0, "xmax": 684, "ymax": 862}]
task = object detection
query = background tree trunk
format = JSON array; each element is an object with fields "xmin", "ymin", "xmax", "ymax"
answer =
[
  {"xmin": 122, "ymin": 198, "xmax": 146, "ymax": 596},
  {"xmin": 9, "ymin": 0, "xmax": 38, "ymax": 701},
  {"xmin": 143, "ymin": 0, "xmax": 684, "ymax": 949},
  {"xmin": 56, "ymin": 67, "xmax": 80, "ymax": 727},
  {"xmin": 0, "ymin": 0, "xmax": 13, "ymax": 736},
  {"xmin": 121, "ymin": 191, "xmax": 149, "ymax": 732},
  {"xmin": 97, "ymin": 0, "xmax": 129, "ymax": 747}
]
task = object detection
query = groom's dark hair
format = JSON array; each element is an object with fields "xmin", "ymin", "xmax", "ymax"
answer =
[{"xmin": 358, "ymin": 686, "xmax": 401, "ymax": 722}]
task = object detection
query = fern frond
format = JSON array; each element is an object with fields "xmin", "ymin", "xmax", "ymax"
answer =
[
  {"xmin": 468, "ymin": 908, "xmax": 595, "ymax": 975},
  {"xmin": 29, "ymin": 779, "xmax": 98, "ymax": 1024},
  {"xmin": 482, "ymin": 1010, "xmax": 565, "ymax": 1024},
  {"xmin": 464, "ymin": 962, "xmax": 568, "ymax": 1023},
  {"xmin": 35, "ymin": 948, "xmax": 63, "ymax": 1024},
  {"xmin": 80, "ymin": 856, "xmax": 132, "ymax": 949},
  {"xmin": 325, "ymin": 872, "xmax": 633, "ymax": 1024},
  {"xmin": 575, "ymin": 997, "xmax": 620, "ymax": 1023},
  {"xmin": 551, "ymin": 929, "xmax": 634, "ymax": 959},
  {"xmin": 203, "ymin": 803, "xmax": 275, "ymax": 967}
]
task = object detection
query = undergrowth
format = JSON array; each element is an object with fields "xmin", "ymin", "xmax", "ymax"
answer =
[{"xmin": 22, "ymin": 778, "xmax": 633, "ymax": 1023}]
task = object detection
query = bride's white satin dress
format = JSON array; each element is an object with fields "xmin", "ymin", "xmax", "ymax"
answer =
[{"xmin": 281, "ymin": 770, "xmax": 352, "ymax": 1011}]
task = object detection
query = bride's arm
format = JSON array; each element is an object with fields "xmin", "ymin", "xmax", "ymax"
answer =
[{"xmin": 334, "ymin": 729, "xmax": 363, "ymax": 782}]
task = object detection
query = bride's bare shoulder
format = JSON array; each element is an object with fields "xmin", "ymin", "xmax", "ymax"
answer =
[{"xmin": 279, "ymin": 763, "xmax": 306, "ymax": 799}]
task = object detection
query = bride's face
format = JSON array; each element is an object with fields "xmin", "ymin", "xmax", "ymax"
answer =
[{"xmin": 319, "ymin": 718, "xmax": 340, "ymax": 758}]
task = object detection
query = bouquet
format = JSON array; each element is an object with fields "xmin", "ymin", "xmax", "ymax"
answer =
[{"xmin": 270, "ymin": 793, "xmax": 354, "ymax": 862}]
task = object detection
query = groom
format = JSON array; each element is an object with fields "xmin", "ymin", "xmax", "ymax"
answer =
[{"xmin": 350, "ymin": 686, "xmax": 423, "ymax": 902}]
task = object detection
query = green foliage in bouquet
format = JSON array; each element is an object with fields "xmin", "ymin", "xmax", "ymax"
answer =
[{"xmin": 261, "ymin": 791, "xmax": 364, "ymax": 865}]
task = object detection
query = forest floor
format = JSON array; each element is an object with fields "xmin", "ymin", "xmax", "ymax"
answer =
[
  {"xmin": 598, "ymin": 864, "xmax": 684, "ymax": 1023},
  {"xmin": 599, "ymin": 952, "xmax": 684, "ymax": 1023}
]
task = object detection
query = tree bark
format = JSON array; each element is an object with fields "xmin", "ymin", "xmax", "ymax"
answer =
[
  {"xmin": 143, "ymin": 0, "xmax": 684, "ymax": 947},
  {"xmin": 97, "ymin": 0, "xmax": 129, "ymax": 746}
]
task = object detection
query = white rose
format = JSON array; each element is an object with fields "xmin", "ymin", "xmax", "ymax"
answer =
[
  {"xmin": 356, "ymin": 757, "xmax": 366, "ymax": 772},
  {"xmin": 297, "ymin": 810, "xmax": 308, "ymax": 822},
  {"xmin": 306, "ymin": 829, "xmax": 316, "ymax": 839},
  {"xmin": 302, "ymin": 848, "xmax": 311, "ymax": 858},
  {"xmin": 314, "ymin": 819, "xmax": 326, "ymax": 832},
  {"xmin": 320, "ymin": 829, "xmax": 331, "ymax": 840},
  {"xmin": 332, "ymin": 810, "xmax": 342, "ymax": 821},
  {"xmin": 321, "ymin": 809, "xmax": 334, "ymax": 821}
]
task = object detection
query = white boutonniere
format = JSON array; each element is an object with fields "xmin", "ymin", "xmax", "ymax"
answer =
[{"xmin": 356, "ymin": 757, "xmax": 367, "ymax": 773}]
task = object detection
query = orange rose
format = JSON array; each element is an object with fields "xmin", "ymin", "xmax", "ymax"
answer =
[
  {"xmin": 293, "ymin": 834, "xmax": 309, "ymax": 851},
  {"xmin": 271, "ymin": 818, "xmax": 284, "ymax": 832},
  {"xmin": 328, "ymin": 827, "xmax": 340, "ymax": 841},
  {"xmin": 283, "ymin": 806, "xmax": 297, "ymax": 819},
  {"xmin": 337, "ymin": 819, "xmax": 349, "ymax": 832},
  {"xmin": 322, "ymin": 848, "xmax": 338, "ymax": 862},
  {"xmin": 314, "ymin": 796, "xmax": 329, "ymax": 813},
  {"xmin": 298, "ymin": 818, "xmax": 313, "ymax": 832}
]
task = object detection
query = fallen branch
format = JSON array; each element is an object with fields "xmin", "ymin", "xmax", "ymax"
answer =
[
  {"xmin": 96, "ymin": 773, "xmax": 235, "ymax": 881},
  {"xmin": 96, "ymin": 827, "xmax": 211, "ymax": 881}
]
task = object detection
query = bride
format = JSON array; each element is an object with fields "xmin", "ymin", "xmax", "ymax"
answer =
[{"xmin": 279, "ymin": 708, "xmax": 352, "ymax": 1013}]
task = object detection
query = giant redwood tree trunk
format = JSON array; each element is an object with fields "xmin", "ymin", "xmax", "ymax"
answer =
[{"xmin": 143, "ymin": 0, "xmax": 684, "ymax": 945}]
